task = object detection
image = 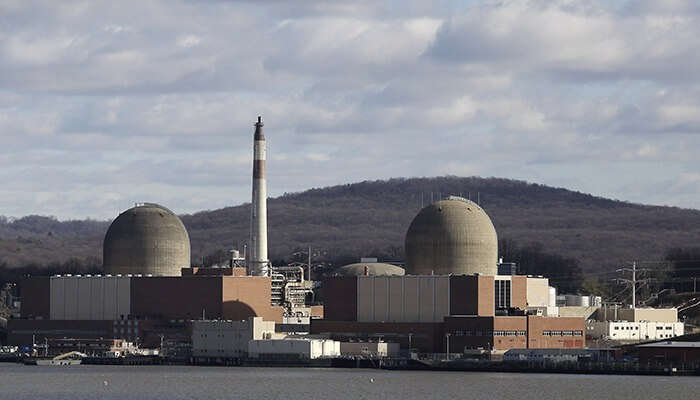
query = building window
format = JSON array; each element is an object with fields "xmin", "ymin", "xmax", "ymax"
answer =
[{"xmin": 494, "ymin": 280, "xmax": 511, "ymax": 309}]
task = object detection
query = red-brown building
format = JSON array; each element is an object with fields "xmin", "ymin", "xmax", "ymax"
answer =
[
  {"xmin": 8, "ymin": 275, "xmax": 284, "ymax": 346},
  {"xmin": 312, "ymin": 275, "xmax": 585, "ymax": 353},
  {"xmin": 637, "ymin": 342, "xmax": 700, "ymax": 365}
]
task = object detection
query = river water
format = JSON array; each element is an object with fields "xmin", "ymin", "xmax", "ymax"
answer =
[{"xmin": 0, "ymin": 364, "xmax": 697, "ymax": 400}]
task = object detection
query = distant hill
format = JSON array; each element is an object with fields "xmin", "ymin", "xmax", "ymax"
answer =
[{"xmin": 1, "ymin": 176, "xmax": 700, "ymax": 273}]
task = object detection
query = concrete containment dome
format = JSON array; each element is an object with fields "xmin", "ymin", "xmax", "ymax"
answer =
[
  {"xmin": 404, "ymin": 196, "xmax": 497, "ymax": 276},
  {"xmin": 336, "ymin": 263, "xmax": 405, "ymax": 277},
  {"xmin": 103, "ymin": 203, "xmax": 191, "ymax": 276}
]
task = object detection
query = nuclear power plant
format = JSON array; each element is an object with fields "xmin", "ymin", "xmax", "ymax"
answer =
[{"xmin": 5, "ymin": 116, "xmax": 684, "ymax": 362}]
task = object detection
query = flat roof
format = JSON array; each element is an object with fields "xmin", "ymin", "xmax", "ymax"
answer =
[{"xmin": 637, "ymin": 341, "xmax": 700, "ymax": 348}]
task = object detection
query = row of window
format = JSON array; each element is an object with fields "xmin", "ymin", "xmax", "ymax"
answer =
[
  {"xmin": 542, "ymin": 330, "xmax": 583, "ymax": 336},
  {"xmin": 113, "ymin": 320, "xmax": 138, "ymax": 326},
  {"xmin": 612, "ymin": 325, "xmax": 673, "ymax": 331},
  {"xmin": 452, "ymin": 330, "xmax": 527, "ymax": 337}
]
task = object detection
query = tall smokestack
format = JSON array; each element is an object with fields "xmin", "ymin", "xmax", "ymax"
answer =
[{"xmin": 249, "ymin": 116, "xmax": 269, "ymax": 276}]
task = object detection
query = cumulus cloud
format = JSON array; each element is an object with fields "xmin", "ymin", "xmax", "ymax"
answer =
[{"xmin": 0, "ymin": 0, "xmax": 699, "ymax": 219}]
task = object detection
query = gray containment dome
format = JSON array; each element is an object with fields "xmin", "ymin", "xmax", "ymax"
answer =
[
  {"xmin": 103, "ymin": 203, "xmax": 191, "ymax": 276},
  {"xmin": 336, "ymin": 263, "xmax": 405, "ymax": 277},
  {"xmin": 405, "ymin": 196, "xmax": 498, "ymax": 276}
]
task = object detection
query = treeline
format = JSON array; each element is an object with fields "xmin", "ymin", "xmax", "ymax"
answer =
[
  {"xmin": 0, "ymin": 257, "xmax": 103, "ymax": 289},
  {"xmin": 665, "ymin": 247, "xmax": 700, "ymax": 293},
  {"xmin": 498, "ymin": 239, "xmax": 583, "ymax": 294}
]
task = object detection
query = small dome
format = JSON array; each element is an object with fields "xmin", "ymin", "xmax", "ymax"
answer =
[
  {"xmin": 103, "ymin": 203, "xmax": 190, "ymax": 276},
  {"xmin": 405, "ymin": 196, "xmax": 498, "ymax": 276},
  {"xmin": 336, "ymin": 263, "xmax": 405, "ymax": 277}
]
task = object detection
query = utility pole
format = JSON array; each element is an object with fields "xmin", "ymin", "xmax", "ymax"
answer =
[
  {"xmin": 308, "ymin": 246, "xmax": 312, "ymax": 281},
  {"xmin": 616, "ymin": 261, "xmax": 649, "ymax": 309}
]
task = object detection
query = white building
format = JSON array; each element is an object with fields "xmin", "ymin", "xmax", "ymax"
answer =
[
  {"xmin": 191, "ymin": 317, "xmax": 277, "ymax": 360},
  {"xmin": 248, "ymin": 339, "xmax": 340, "ymax": 359},
  {"xmin": 587, "ymin": 320, "xmax": 684, "ymax": 341}
]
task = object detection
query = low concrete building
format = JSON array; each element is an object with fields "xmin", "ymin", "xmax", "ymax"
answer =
[
  {"xmin": 191, "ymin": 317, "xmax": 277, "ymax": 361},
  {"xmin": 339, "ymin": 341, "xmax": 400, "ymax": 357},
  {"xmin": 615, "ymin": 307, "xmax": 677, "ymax": 323},
  {"xmin": 248, "ymin": 339, "xmax": 340, "ymax": 359},
  {"xmin": 586, "ymin": 320, "xmax": 684, "ymax": 341}
]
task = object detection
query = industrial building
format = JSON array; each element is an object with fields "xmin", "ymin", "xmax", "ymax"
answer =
[
  {"xmin": 191, "ymin": 317, "xmax": 278, "ymax": 362},
  {"xmin": 8, "ymin": 117, "xmax": 316, "ymax": 349},
  {"xmin": 248, "ymin": 338, "xmax": 341, "ymax": 360},
  {"xmin": 8, "ymin": 116, "xmax": 651, "ymax": 360},
  {"xmin": 636, "ymin": 341, "xmax": 700, "ymax": 365},
  {"xmin": 313, "ymin": 274, "xmax": 585, "ymax": 353}
]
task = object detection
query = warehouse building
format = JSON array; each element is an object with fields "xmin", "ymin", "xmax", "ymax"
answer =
[{"xmin": 313, "ymin": 274, "xmax": 585, "ymax": 353}]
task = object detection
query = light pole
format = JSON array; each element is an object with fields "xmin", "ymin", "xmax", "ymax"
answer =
[{"xmin": 445, "ymin": 333, "xmax": 451, "ymax": 360}]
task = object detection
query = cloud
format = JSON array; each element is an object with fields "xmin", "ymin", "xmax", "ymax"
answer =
[{"xmin": 0, "ymin": 0, "xmax": 699, "ymax": 219}]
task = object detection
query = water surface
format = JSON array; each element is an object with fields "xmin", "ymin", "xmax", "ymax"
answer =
[{"xmin": 0, "ymin": 364, "xmax": 696, "ymax": 400}]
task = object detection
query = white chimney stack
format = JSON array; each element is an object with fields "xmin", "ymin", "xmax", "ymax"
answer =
[{"xmin": 249, "ymin": 116, "xmax": 269, "ymax": 276}]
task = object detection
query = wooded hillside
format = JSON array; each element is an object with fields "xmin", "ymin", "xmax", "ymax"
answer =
[{"xmin": 2, "ymin": 176, "xmax": 699, "ymax": 274}]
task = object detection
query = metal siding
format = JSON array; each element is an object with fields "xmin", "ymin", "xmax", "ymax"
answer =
[
  {"xmin": 357, "ymin": 277, "xmax": 374, "ymax": 322},
  {"xmin": 77, "ymin": 278, "xmax": 91, "ymax": 319},
  {"xmin": 50, "ymin": 277, "xmax": 65, "ymax": 320},
  {"xmin": 373, "ymin": 277, "xmax": 389, "ymax": 322},
  {"xmin": 403, "ymin": 276, "xmax": 420, "ymax": 322},
  {"xmin": 64, "ymin": 277, "xmax": 79, "ymax": 320},
  {"xmin": 388, "ymin": 276, "xmax": 404, "ymax": 322},
  {"xmin": 117, "ymin": 277, "xmax": 131, "ymax": 320},
  {"xmin": 418, "ymin": 277, "xmax": 434, "ymax": 322},
  {"xmin": 435, "ymin": 276, "xmax": 450, "ymax": 323},
  {"xmin": 90, "ymin": 277, "xmax": 105, "ymax": 320},
  {"xmin": 104, "ymin": 278, "xmax": 117, "ymax": 319}
]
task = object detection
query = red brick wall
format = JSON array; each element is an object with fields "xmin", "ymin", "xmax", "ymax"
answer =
[
  {"xmin": 221, "ymin": 276, "xmax": 282, "ymax": 322},
  {"xmin": 19, "ymin": 277, "xmax": 50, "ymax": 319},
  {"xmin": 131, "ymin": 276, "xmax": 223, "ymax": 320},
  {"xmin": 511, "ymin": 276, "xmax": 527, "ymax": 309},
  {"xmin": 449, "ymin": 276, "xmax": 480, "ymax": 315},
  {"xmin": 444, "ymin": 316, "xmax": 529, "ymax": 351},
  {"xmin": 527, "ymin": 315, "xmax": 585, "ymax": 349},
  {"xmin": 493, "ymin": 316, "xmax": 528, "ymax": 350},
  {"xmin": 321, "ymin": 277, "xmax": 358, "ymax": 321},
  {"xmin": 639, "ymin": 346, "xmax": 700, "ymax": 364},
  {"xmin": 477, "ymin": 276, "xmax": 494, "ymax": 316},
  {"xmin": 310, "ymin": 305, "xmax": 324, "ymax": 319},
  {"xmin": 444, "ymin": 316, "xmax": 494, "ymax": 350}
]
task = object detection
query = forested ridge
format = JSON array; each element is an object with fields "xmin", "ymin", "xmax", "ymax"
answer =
[{"xmin": 2, "ymin": 176, "xmax": 700, "ymax": 279}]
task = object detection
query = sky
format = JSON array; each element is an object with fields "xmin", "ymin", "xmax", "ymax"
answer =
[{"xmin": 1, "ymin": 0, "xmax": 699, "ymax": 220}]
